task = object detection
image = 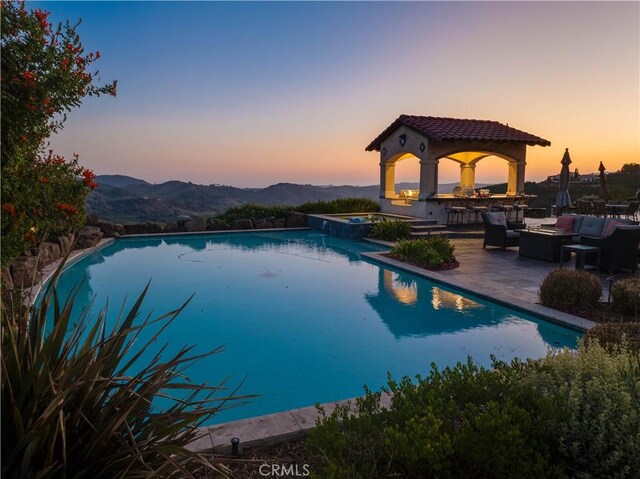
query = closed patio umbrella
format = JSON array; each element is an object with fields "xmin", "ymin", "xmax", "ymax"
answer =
[
  {"xmin": 555, "ymin": 148, "xmax": 572, "ymax": 216},
  {"xmin": 598, "ymin": 161, "xmax": 608, "ymax": 200}
]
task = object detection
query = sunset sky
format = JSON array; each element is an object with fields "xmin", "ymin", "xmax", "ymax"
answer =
[{"xmin": 38, "ymin": 1, "xmax": 639, "ymax": 188}]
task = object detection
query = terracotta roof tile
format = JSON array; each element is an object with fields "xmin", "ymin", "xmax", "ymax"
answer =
[{"xmin": 365, "ymin": 115, "xmax": 551, "ymax": 151}]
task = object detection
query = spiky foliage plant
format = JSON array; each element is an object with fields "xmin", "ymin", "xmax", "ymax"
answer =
[{"xmin": 1, "ymin": 271, "xmax": 250, "ymax": 478}]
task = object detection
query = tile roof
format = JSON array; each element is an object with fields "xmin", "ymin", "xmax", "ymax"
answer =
[{"xmin": 365, "ymin": 115, "xmax": 551, "ymax": 151}]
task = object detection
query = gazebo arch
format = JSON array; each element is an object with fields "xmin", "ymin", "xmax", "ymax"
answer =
[{"xmin": 365, "ymin": 115, "xmax": 550, "ymax": 221}]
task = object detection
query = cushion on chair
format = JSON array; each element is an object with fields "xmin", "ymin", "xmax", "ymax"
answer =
[
  {"xmin": 484, "ymin": 212, "xmax": 507, "ymax": 226},
  {"xmin": 577, "ymin": 216, "xmax": 606, "ymax": 237},
  {"xmin": 603, "ymin": 220, "xmax": 624, "ymax": 237},
  {"xmin": 572, "ymin": 215, "xmax": 585, "ymax": 232},
  {"xmin": 555, "ymin": 215, "xmax": 576, "ymax": 233},
  {"xmin": 505, "ymin": 231, "xmax": 520, "ymax": 238}
]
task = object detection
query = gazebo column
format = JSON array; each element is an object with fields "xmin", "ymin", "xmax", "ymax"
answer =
[
  {"xmin": 507, "ymin": 159, "xmax": 527, "ymax": 194},
  {"xmin": 516, "ymin": 160, "xmax": 526, "ymax": 194},
  {"xmin": 379, "ymin": 158, "xmax": 396, "ymax": 199},
  {"xmin": 460, "ymin": 163, "xmax": 476, "ymax": 190},
  {"xmin": 419, "ymin": 158, "xmax": 438, "ymax": 200}
]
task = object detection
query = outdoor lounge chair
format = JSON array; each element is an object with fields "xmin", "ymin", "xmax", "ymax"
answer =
[
  {"xmin": 580, "ymin": 225, "xmax": 640, "ymax": 273},
  {"xmin": 481, "ymin": 212, "xmax": 524, "ymax": 250}
]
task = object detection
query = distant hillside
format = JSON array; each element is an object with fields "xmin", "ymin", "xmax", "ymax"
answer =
[
  {"xmin": 87, "ymin": 175, "xmax": 488, "ymax": 223},
  {"xmin": 96, "ymin": 174, "xmax": 150, "ymax": 188}
]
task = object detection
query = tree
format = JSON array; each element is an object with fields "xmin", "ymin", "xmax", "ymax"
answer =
[{"xmin": 1, "ymin": 1, "xmax": 116, "ymax": 266}]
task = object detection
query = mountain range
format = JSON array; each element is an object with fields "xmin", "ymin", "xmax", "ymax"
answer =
[{"xmin": 88, "ymin": 175, "xmax": 479, "ymax": 224}]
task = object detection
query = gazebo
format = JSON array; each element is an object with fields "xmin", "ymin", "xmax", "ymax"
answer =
[{"xmin": 366, "ymin": 115, "xmax": 550, "ymax": 222}]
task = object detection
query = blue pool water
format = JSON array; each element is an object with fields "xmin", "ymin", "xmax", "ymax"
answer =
[{"xmin": 51, "ymin": 231, "xmax": 581, "ymax": 424}]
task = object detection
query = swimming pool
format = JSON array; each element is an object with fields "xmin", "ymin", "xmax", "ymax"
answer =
[{"xmin": 52, "ymin": 231, "xmax": 581, "ymax": 424}]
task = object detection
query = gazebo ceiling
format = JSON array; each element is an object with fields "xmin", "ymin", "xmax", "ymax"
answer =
[{"xmin": 365, "ymin": 114, "xmax": 551, "ymax": 151}]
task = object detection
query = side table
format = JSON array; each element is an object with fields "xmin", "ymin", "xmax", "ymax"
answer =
[{"xmin": 560, "ymin": 244, "xmax": 601, "ymax": 270}]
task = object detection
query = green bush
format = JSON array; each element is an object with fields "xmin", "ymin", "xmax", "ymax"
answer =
[
  {"xmin": 539, "ymin": 269, "xmax": 602, "ymax": 313},
  {"xmin": 612, "ymin": 277, "xmax": 640, "ymax": 317},
  {"xmin": 390, "ymin": 237, "xmax": 455, "ymax": 269},
  {"xmin": 307, "ymin": 358, "xmax": 558, "ymax": 479},
  {"xmin": 217, "ymin": 203, "xmax": 294, "ymax": 223},
  {"xmin": 585, "ymin": 322, "xmax": 640, "ymax": 353},
  {"xmin": 295, "ymin": 198, "xmax": 379, "ymax": 214},
  {"xmin": 522, "ymin": 343, "xmax": 640, "ymax": 478},
  {"xmin": 1, "ymin": 277, "xmax": 248, "ymax": 478},
  {"xmin": 370, "ymin": 219, "xmax": 411, "ymax": 241},
  {"xmin": 307, "ymin": 344, "xmax": 640, "ymax": 479}
]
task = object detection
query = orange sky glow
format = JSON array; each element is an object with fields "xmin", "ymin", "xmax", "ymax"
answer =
[{"xmin": 46, "ymin": 1, "xmax": 639, "ymax": 187}]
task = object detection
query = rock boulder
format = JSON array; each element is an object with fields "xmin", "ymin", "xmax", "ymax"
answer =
[
  {"xmin": 285, "ymin": 212, "xmax": 307, "ymax": 228},
  {"xmin": 185, "ymin": 217, "xmax": 207, "ymax": 232},
  {"xmin": 10, "ymin": 256, "xmax": 41, "ymax": 288},
  {"xmin": 229, "ymin": 219, "xmax": 254, "ymax": 230},
  {"xmin": 76, "ymin": 226, "xmax": 103, "ymax": 249}
]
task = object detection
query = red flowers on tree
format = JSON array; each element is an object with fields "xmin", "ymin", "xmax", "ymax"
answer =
[{"xmin": 1, "ymin": 0, "xmax": 116, "ymax": 266}]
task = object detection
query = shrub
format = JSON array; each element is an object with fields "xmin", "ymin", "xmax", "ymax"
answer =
[
  {"xmin": 307, "ymin": 358, "xmax": 558, "ymax": 479},
  {"xmin": 217, "ymin": 203, "xmax": 294, "ymax": 223},
  {"xmin": 307, "ymin": 345, "xmax": 640, "ymax": 479},
  {"xmin": 1, "ymin": 276, "xmax": 248, "ymax": 478},
  {"xmin": 370, "ymin": 219, "xmax": 411, "ymax": 241},
  {"xmin": 539, "ymin": 269, "xmax": 602, "ymax": 313},
  {"xmin": 612, "ymin": 277, "xmax": 640, "ymax": 317},
  {"xmin": 522, "ymin": 343, "xmax": 640, "ymax": 478},
  {"xmin": 390, "ymin": 237, "xmax": 455, "ymax": 269},
  {"xmin": 295, "ymin": 198, "xmax": 379, "ymax": 214},
  {"xmin": 585, "ymin": 322, "xmax": 640, "ymax": 353}
]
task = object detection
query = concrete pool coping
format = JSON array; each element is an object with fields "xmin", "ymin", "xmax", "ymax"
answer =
[{"xmin": 360, "ymin": 250, "xmax": 596, "ymax": 333}]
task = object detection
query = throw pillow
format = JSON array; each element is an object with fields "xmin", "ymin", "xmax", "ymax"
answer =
[{"xmin": 555, "ymin": 215, "xmax": 576, "ymax": 233}]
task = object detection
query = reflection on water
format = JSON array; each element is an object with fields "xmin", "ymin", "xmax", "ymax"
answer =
[
  {"xmin": 382, "ymin": 270, "xmax": 418, "ymax": 305},
  {"xmin": 366, "ymin": 268, "xmax": 494, "ymax": 339},
  {"xmin": 431, "ymin": 287, "xmax": 482, "ymax": 312}
]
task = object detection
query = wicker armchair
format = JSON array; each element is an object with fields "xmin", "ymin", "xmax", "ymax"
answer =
[{"xmin": 481, "ymin": 212, "xmax": 525, "ymax": 250}]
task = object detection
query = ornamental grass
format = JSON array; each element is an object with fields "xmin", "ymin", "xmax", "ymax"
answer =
[{"xmin": 1, "ymin": 264, "xmax": 251, "ymax": 478}]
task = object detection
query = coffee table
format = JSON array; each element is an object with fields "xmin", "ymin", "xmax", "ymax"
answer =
[{"xmin": 517, "ymin": 229, "xmax": 579, "ymax": 262}]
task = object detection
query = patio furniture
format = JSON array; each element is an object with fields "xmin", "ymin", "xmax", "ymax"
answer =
[
  {"xmin": 625, "ymin": 201, "xmax": 638, "ymax": 221},
  {"xmin": 606, "ymin": 203, "xmax": 629, "ymax": 218},
  {"xmin": 467, "ymin": 199, "xmax": 490, "ymax": 227},
  {"xmin": 592, "ymin": 200, "xmax": 607, "ymax": 217},
  {"xmin": 560, "ymin": 244, "xmax": 601, "ymax": 270},
  {"xmin": 492, "ymin": 198, "xmax": 515, "ymax": 220},
  {"xmin": 513, "ymin": 197, "xmax": 529, "ymax": 222},
  {"xmin": 580, "ymin": 225, "xmax": 640, "ymax": 273},
  {"xmin": 446, "ymin": 200, "xmax": 467, "ymax": 227},
  {"xmin": 576, "ymin": 200, "xmax": 593, "ymax": 216},
  {"xmin": 481, "ymin": 212, "xmax": 524, "ymax": 250},
  {"xmin": 518, "ymin": 229, "xmax": 578, "ymax": 262}
]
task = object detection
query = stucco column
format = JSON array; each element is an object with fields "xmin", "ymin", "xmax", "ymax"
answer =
[
  {"xmin": 507, "ymin": 160, "xmax": 527, "ymax": 194},
  {"xmin": 516, "ymin": 160, "xmax": 526, "ymax": 194},
  {"xmin": 507, "ymin": 161, "xmax": 518, "ymax": 194},
  {"xmin": 379, "ymin": 158, "xmax": 396, "ymax": 198},
  {"xmin": 460, "ymin": 164, "xmax": 476, "ymax": 190},
  {"xmin": 419, "ymin": 159, "xmax": 438, "ymax": 200}
]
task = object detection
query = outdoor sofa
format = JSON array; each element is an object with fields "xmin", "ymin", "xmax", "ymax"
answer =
[
  {"xmin": 481, "ymin": 212, "xmax": 525, "ymax": 250},
  {"xmin": 554, "ymin": 214, "xmax": 640, "ymax": 273}
]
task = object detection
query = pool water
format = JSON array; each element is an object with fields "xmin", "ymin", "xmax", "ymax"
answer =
[{"xmin": 52, "ymin": 231, "xmax": 581, "ymax": 424}]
